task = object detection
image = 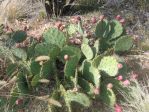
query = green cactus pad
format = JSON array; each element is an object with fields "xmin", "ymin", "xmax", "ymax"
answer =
[
  {"xmin": 92, "ymin": 55, "xmax": 102, "ymax": 68},
  {"xmin": 95, "ymin": 19, "xmax": 111, "ymax": 38},
  {"xmin": 67, "ymin": 24, "xmax": 77, "ymax": 35},
  {"xmin": 6, "ymin": 63, "xmax": 17, "ymax": 76},
  {"xmin": 93, "ymin": 39, "xmax": 100, "ymax": 55},
  {"xmin": 114, "ymin": 36, "xmax": 133, "ymax": 52},
  {"xmin": 59, "ymin": 45, "xmax": 81, "ymax": 62},
  {"xmin": 12, "ymin": 30, "xmax": 27, "ymax": 43},
  {"xmin": 64, "ymin": 56, "xmax": 79, "ymax": 78},
  {"xmin": 65, "ymin": 91, "xmax": 91, "ymax": 107},
  {"xmin": 11, "ymin": 48, "xmax": 27, "ymax": 60},
  {"xmin": 42, "ymin": 60, "xmax": 55, "ymax": 78},
  {"xmin": 43, "ymin": 28, "xmax": 66, "ymax": 48},
  {"xmin": 78, "ymin": 21, "xmax": 84, "ymax": 35},
  {"xmin": 99, "ymin": 56, "xmax": 118, "ymax": 77},
  {"xmin": 35, "ymin": 42, "xmax": 60, "ymax": 59},
  {"xmin": 9, "ymin": 86, "xmax": 19, "ymax": 106},
  {"xmin": 109, "ymin": 20, "xmax": 123, "ymax": 40},
  {"xmin": 30, "ymin": 61, "xmax": 41, "ymax": 75},
  {"xmin": 82, "ymin": 37, "xmax": 89, "ymax": 44},
  {"xmin": 81, "ymin": 44, "xmax": 94, "ymax": 60},
  {"xmin": 0, "ymin": 97, "xmax": 7, "ymax": 107},
  {"xmin": 82, "ymin": 60, "xmax": 100, "ymax": 88},
  {"xmin": 78, "ymin": 78, "xmax": 94, "ymax": 96},
  {"xmin": 17, "ymin": 72, "xmax": 29, "ymax": 94},
  {"xmin": 100, "ymin": 87, "xmax": 116, "ymax": 107},
  {"xmin": 31, "ymin": 74, "xmax": 41, "ymax": 87}
]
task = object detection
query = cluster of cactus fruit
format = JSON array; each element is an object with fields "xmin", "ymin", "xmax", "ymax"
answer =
[{"xmin": 0, "ymin": 15, "xmax": 134, "ymax": 112}]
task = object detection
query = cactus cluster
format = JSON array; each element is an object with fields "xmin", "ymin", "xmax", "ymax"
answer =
[{"xmin": 0, "ymin": 15, "xmax": 134, "ymax": 111}]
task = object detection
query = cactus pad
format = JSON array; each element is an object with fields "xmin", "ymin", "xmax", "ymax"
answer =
[
  {"xmin": 11, "ymin": 48, "xmax": 27, "ymax": 60},
  {"xmin": 101, "ymin": 87, "xmax": 116, "ymax": 107},
  {"xmin": 82, "ymin": 60, "xmax": 100, "ymax": 88},
  {"xmin": 35, "ymin": 42, "xmax": 60, "ymax": 59},
  {"xmin": 59, "ymin": 45, "xmax": 81, "ymax": 62},
  {"xmin": 109, "ymin": 20, "xmax": 123, "ymax": 40},
  {"xmin": 78, "ymin": 78, "xmax": 94, "ymax": 96},
  {"xmin": 95, "ymin": 19, "xmax": 111, "ymax": 38},
  {"xmin": 114, "ymin": 36, "xmax": 133, "ymax": 52},
  {"xmin": 81, "ymin": 44, "xmax": 94, "ymax": 60},
  {"xmin": 65, "ymin": 91, "xmax": 91, "ymax": 107},
  {"xmin": 67, "ymin": 24, "xmax": 77, "ymax": 35},
  {"xmin": 12, "ymin": 30, "xmax": 27, "ymax": 43},
  {"xmin": 99, "ymin": 56, "xmax": 118, "ymax": 76},
  {"xmin": 64, "ymin": 56, "xmax": 79, "ymax": 78},
  {"xmin": 43, "ymin": 28, "xmax": 66, "ymax": 48}
]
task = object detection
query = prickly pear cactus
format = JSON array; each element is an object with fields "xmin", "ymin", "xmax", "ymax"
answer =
[
  {"xmin": 67, "ymin": 24, "xmax": 77, "ymax": 35},
  {"xmin": 11, "ymin": 48, "xmax": 27, "ymax": 60},
  {"xmin": 59, "ymin": 45, "xmax": 81, "ymax": 62},
  {"xmin": 100, "ymin": 87, "xmax": 116, "ymax": 107},
  {"xmin": 9, "ymin": 86, "xmax": 19, "ymax": 106},
  {"xmin": 35, "ymin": 42, "xmax": 60, "ymax": 59},
  {"xmin": 109, "ymin": 20, "xmax": 123, "ymax": 40},
  {"xmin": 81, "ymin": 44, "xmax": 94, "ymax": 60},
  {"xmin": 95, "ymin": 19, "xmax": 111, "ymax": 38},
  {"xmin": 78, "ymin": 78, "xmax": 94, "ymax": 96},
  {"xmin": 64, "ymin": 55, "xmax": 79, "ymax": 78},
  {"xmin": 1, "ymin": 15, "xmax": 133, "ymax": 111},
  {"xmin": 78, "ymin": 21, "xmax": 84, "ymax": 35},
  {"xmin": 12, "ymin": 30, "xmax": 27, "ymax": 43},
  {"xmin": 43, "ymin": 28, "xmax": 66, "ymax": 48},
  {"xmin": 99, "ymin": 56, "xmax": 118, "ymax": 76},
  {"xmin": 114, "ymin": 36, "xmax": 133, "ymax": 53},
  {"xmin": 17, "ymin": 72, "xmax": 29, "ymax": 94},
  {"xmin": 64, "ymin": 90, "xmax": 91, "ymax": 111},
  {"xmin": 82, "ymin": 60, "xmax": 101, "ymax": 88}
]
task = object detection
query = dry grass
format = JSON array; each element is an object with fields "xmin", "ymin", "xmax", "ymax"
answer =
[
  {"xmin": 0, "ymin": 0, "xmax": 45, "ymax": 23},
  {"xmin": 119, "ymin": 76, "xmax": 149, "ymax": 112}
]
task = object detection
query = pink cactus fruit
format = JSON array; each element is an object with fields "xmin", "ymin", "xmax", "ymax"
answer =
[
  {"xmin": 114, "ymin": 104, "xmax": 122, "ymax": 112},
  {"xmin": 115, "ymin": 15, "xmax": 122, "ymax": 21},
  {"xmin": 117, "ymin": 63, "xmax": 123, "ymax": 69},
  {"xmin": 122, "ymin": 80, "xmax": 130, "ymax": 86},
  {"xmin": 119, "ymin": 19, "xmax": 125, "ymax": 25},
  {"xmin": 117, "ymin": 75, "xmax": 123, "ymax": 81}
]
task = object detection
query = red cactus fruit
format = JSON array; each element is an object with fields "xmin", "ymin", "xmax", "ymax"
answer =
[
  {"xmin": 115, "ymin": 15, "xmax": 122, "ymax": 21},
  {"xmin": 15, "ymin": 43, "xmax": 21, "ymax": 48},
  {"xmin": 91, "ymin": 17, "xmax": 97, "ymax": 24},
  {"xmin": 59, "ymin": 25, "xmax": 64, "ymax": 31},
  {"xmin": 74, "ymin": 38, "xmax": 82, "ymax": 45},
  {"xmin": 16, "ymin": 99, "xmax": 23, "ymax": 105},
  {"xmin": 75, "ymin": 16, "xmax": 81, "ymax": 21},
  {"xmin": 55, "ymin": 21, "xmax": 62, "ymax": 29},
  {"xmin": 117, "ymin": 75, "xmax": 123, "ymax": 81}
]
